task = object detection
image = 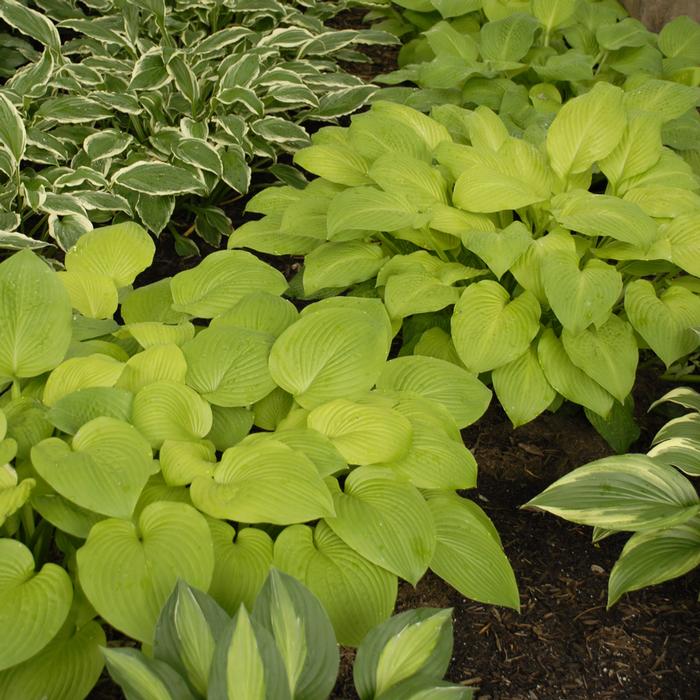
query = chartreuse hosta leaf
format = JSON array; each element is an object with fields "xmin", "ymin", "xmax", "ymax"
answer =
[
  {"xmin": 182, "ymin": 326, "xmax": 275, "ymax": 407},
  {"xmin": 426, "ymin": 491, "xmax": 520, "ymax": 610},
  {"xmin": 304, "ymin": 242, "xmax": 388, "ymax": 295},
  {"xmin": 354, "ymin": 607, "xmax": 453, "ymax": 700},
  {"xmin": 208, "ymin": 519, "xmax": 273, "ymax": 615},
  {"xmin": 269, "ymin": 305, "xmax": 389, "ymax": 409},
  {"xmin": 0, "ymin": 249, "xmax": 72, "ymax": 381},
  {"xmin": 171, "ymin": 250, "xmax": 288, "ymax": 318},
  {"xmin": 57, "ymin": 269, "xmax": 119, "ymax": 321},
  {"xmin": 31, "ymin": 416, "xmax": 154, "ymax": 519},
  {"xmin": 116, "ymin": 343, "xmax": 188, "ymax": 394},
  {"xmin": 78, "ymin": 501, "xmax": 214, "ymax": 644},
  {"xmin": 190, "ymin": 440, "xmax": 334, "ymax": 524},
  {"xmin": 42, "ymin": 354, "xmax": 125, "ymax": 407},
  {"xmin": 607, "ymin": 515, "xmax": 700, "ymax": 607},
  {"xmin": 46, "ymin": 387, "xmax": 133, "ymax": 435},
  {"xmin": 524, "ymin": 454, "xmax": 700, "ymax": 532},
  {"xmin": 377, "ymin": 356, "xmax": 491, "ymax": 429},
  {"xmin": 463, "ymin": 221, "xmax": 533, "ymax": 280},
  {"xmin": 126, "ymin": 322, "xmax": 196, "ymax": 350},
  {"xmin": 274, "ymin": 522, "xmax": 398, "ymax": 646},
  {"xmin": 160, "ymin": 439, "xmax": 216, "ymax": 486},
  {"xmin": 253, "ymin": 569, "xmax": 339, "ymax": 700},
  {"xmin": 451, "ymin": 281, "xmax": 541, "ymax": 374},
  {"xmin": 1, "ymin": 433, "xmax": 33, "ymax": 527},
  {"xmin": 325, "ymin": 467, "xmax": 436, "ymax": 585},
  {"xmin": 209, "ymin": 292, "xmax": 298, "ymax": 338},
  {"xmin": 121, "ymin": 278, "xmax": 188, "ymax": 325},
  {"xmin": 0, "ymin": 539, "xmax": 73, "ymax": 670},
  {"xmin": 207, "ymin": 405, "xmax": 254, "ymax": 453}
]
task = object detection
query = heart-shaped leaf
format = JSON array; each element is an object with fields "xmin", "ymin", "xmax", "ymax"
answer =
[
  {"xmin": 47, "ymin": 387, "xmax": 133, "ymax": 435},
  {"xmin": 43, "ymin": 354, "xmax": 125, "ymax": 407},
  {"xmin": 116, "ymin": 344, "xmax": 188, "ymax": 394},
  {"xmin": 464, "ymin": 222, "xmax": 533, "ymax": 279}
]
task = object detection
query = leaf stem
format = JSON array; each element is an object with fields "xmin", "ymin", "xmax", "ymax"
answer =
[{"xmin": 660, "ymin": 372, "xmax": 700, "ymax": 383}]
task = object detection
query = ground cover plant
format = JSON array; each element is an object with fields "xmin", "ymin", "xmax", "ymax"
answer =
[
  {"xmin": 0, "ymin": 221, "xmax": 516, "ymax": 698},
  {"xmin": 104, "ymin": 569, "xmax": 472, "ymax": 699},
  {"xmin": 230, "ymin": 93, "xmax": 700, "ymax": 444},
  {"xmin": 525, "ymin": 385, "xmax": 700, "ymax": 606},
  {"xmin": 0, "ymin": 0, "xmax": 396, "ymax": 253}
]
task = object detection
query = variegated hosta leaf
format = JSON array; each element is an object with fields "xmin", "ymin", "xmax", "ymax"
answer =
[
  {"xmin": 377, "ymin": 355, "xmax": 491, "ymax": 429},
  {"xmin": 77, "ymin": 502, "xmax": 214, "ymax": 644},
  {"xmin": 426, "ymin": 492, "xmax": 519, "ymax": 610},
  {"xmin": 649, "ymin": 387, "xmax": 700, "ymax": 413},
  {"xmin": 325, "ymin": 467, "xmax": 435, "ymax": 585},
  {"xmin": 252, "ymin": 569, "xmax": 339, "ymax": 700},
  {"xmin": 451, "ymin": 281, "xmax": 541, "ymax": 374},
  {"xmin": 190, "ymin": 441, "xmax": 334, "ymax": 524},
  {"xmin": 0, "ymin": 250, "xmax": 72, "ymax": 380},
  {"xmin": 525, "ymin": 454, "xmax": 700, "ymax": 532},
  {"xmin": 0, "ymin": 539, "xmax": 73, "ymax": 670},
  {"xmin": 607, "ymin": 515, "xmax": 700, "ymax": 607},
  {"xmin": 648, "ymin": 413, "xmax": 700, "ymax": 476},
  {"xmin": 42, "ymin": 354, "xmax": 125, "ymax": 407},
  {"xmin": 274, "ymin": 522, "xmax": 397, "ymax": 646},
  {"xmin": 31, "ymin": 416, "xmax": 154, "ymax": 519},
  {"xmin": 111, "ymin": 161, "xmax": 206, "ymax": 196},
  {"xmin": 354, "ymin": 608, "xmax": 453, "ymax": 700},
  {"xmin": 171, "ymin": 250, "xmax": 288, "ymax": 318},
  {"xmin": 208, "ymin": 519, "xmax": 273, "ymax": 615}
]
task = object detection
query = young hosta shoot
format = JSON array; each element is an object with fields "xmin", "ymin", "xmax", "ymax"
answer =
[
  {"xmin": 525, "ymin": 387, "xmax": 700, "ymax": 606},
  {"xmin": 104, "ymin": 572, "xmax": 473, "ymax": 700}
]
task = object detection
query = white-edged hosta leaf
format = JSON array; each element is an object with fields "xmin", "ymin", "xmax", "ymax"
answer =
[
  {"xmin": 451, "ymin": 281, "xmax": 541, "ymax": 373},
  {"xmin": 31, "ymin": 416, "xmax": 154, "ymax": 519},
  {"xmin": 325, "ymin": 467, "xmax": 435, "ymax": 585},
  {"xmin": 208, "ymin": 519, "xmax": 273, "ymax": 615},
  {"xmin": 42, "ymin": 354, "xmax": 125, "ymax": 407},
  {"xmin": 77, "ymin": 502, "xmax": 214, "ymax": 644},
  {"xmin": 269, "ymin": 306, "xmax": 388, "ymax": 409},
  {"xmin": 132, "ymin": 381, "xmax": 213, "ymax": 449},
  {"xmin": 209, "ymin": 291, "xmax": 298, "ymax": 338},
  {"xmin": 112, "ymin": 161, "xmax": 206, "ymax": 195},
  {"xmin": 649, "ymin": 432, "xmax": 700, "ymax": 477},
  {"xmin": 171, "ymin": 250, "xmax": 287, "ymax": 318},
  {"xmin": 377, "ymin": 356, "xmax": 491, "ymax": 429},
  {"xmin": 546, "ymin": 82, "xmax": 626, "ymax": 179},
  {"xmin": 307, "ymin": 399, "xmax": 412, "ymax": 465},
  {"xmin": 607, "ymin": 516, "xmax": 700, "ymax": 606},
  {"xmin": 0, "ymin": 0, "xmax": 60, "ymax": 50},
  {"xmin": 83, "ymin": 130, "xmax": 133, "ymax": 161},
  {"xmin": 173, "ymin": 138, "xmax": 223, "ymax": 178},
  {"xmin": 649, "ymin": 387, "xmax": 700, "ymax": 413},
  {"xmin": 47, "ymin": 387, "xmax": 133, "ymax": 435},
  {"xmin": 427, "ymin": 492, "xmax": 520, "ymax": 609},
  {"xmin": 0, "ymin": 92, "xmax": 25, "ymax": 166},
  {"xmin": 274, "ymin": 522, "xmax": 397, "ymax": 646},
  {"xmin": 0, "ymin": 539, "xmax": 72, "ymax": 670},
  {"xmin": 492, "ymin": 345, "xmax": 556, "ymax": 427},
  {"xmin": 537, "ymin": 328, "xmax": 614, "ymax": 417},
  {"xmin": 304, "ymin": 242, "xmax": 387, "ymax": 295},
  {"xmin": 116, "ymin": 343, "xmax": 188, "ymax": 394},
  {"xmin": 64, "ymin": 221, "xmax": 155, "ymax": 289},
  {"xmin": 624, "ymin": 280, "xmax": 700, "ymax": 367},
  {"xmin": 561, "ymin": 315, "xmax": 638, "ymax": 405},
  {"xmin": 160, "ymin": 439, "xmax": 217, "ymax": 486},
  {"xmin": 525, "ymin": 454, "xmax": 700, "ymax": 532},
  {"xmin": 0, "ymin": 250, "xmax": 72, "ymax": 380},
  {"xmin": 190, "ymin": 441, "xmax": 334, "ymax": 524}
]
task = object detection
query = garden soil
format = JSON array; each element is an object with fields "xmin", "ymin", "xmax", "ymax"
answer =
[{"xmin": 91, "ymin": 7, "xmax": 700, "ymax": 699}]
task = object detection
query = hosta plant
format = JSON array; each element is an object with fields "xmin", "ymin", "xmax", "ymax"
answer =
[
  {"xmin": 525, "ymin": 386, "xmax": 700, "ymax": 606},
  {"xmin": 104, "ymin": 570, "xmax": 473, "ymax": 699},
  {"xmin": 0, "ymin": 221, "xmax": 516, "ymax": 698},
  {"xmin": 0, "ymin": 0, "xmax": 396, "ymax": 252},
  {"xmin": 230, "ymin": 95, "xmax": 700, "ymax": 436}
]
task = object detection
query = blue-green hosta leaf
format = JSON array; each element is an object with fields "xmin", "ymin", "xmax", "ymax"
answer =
[
  {"xmin": 57, "ymin": 269, "xmax": 119, "ymax": 320},
  {"xmin": 171, "ymin": 250, "xmax": 287, "ymax": 318},
  {"xmin": 209, "ymin": 292, "xmax": 298, "ymax": 338},
  {"xmin": 31, "ymin": 416, "xmax": 154, "ymax": 519},
  {"xmin": 116, "ymin": 344, "xmax": 188, "ymax": 394},
  {"xmin": 561, "ymin": 315, "xmax": 638, "ymax": 405},
  {"xmin": 537, "ymin": 328, "xmax": 614, "ymax": 418},
  {"xmin": 160, "ymin": 439, "xmax": 216, "ymax": 486},
  {"xmin": 42, "ymin": 354, "xmax": 125, "ymax": 407},
  {"xmin": 208, "ymin": 605, "xmax": 291, "ymax": 700},
  {"xmin": 304, "ymin": 242, "xmax": 388, "ymax": 296},
  {"xmin": 47, "ymin": 387, "xmax": 133, "ymax": 435},
  {"xmin": 664, "ymin": 213, "xmax": 700, "ymax": 278},
  {"xmin": 607, "ymin": 515, "xmax": 700, "ymax": 607},
  {"xmin": 463, "ymin": 221, "xmax": 533, "ymax": 280},
  {"xmin": 77, "ymin": 502, "xmax": 214, "ymax": 644},
  {"xmin": 190, "ymin": 441, "xmax": 334, "ymax": 524},
  {"xmin": 658, "ymin": 15, "xmax": 700, "ymax": 62},
  {"xmin": 293, "ymin": 143, "xmax": 372, "ymax": 186},
  {"xmin": 274, "ymin": 522, "xmax": 397, "ymax": 646},
  {"xmin": 64, "ymin": 221, "xmax": 155, "ymax": 289},
  {"xmin": 377, "ymin": 356, "xmax": 491, "ymax": 429},
  {"xmin": 353, "ymin": 608, "xmax": 453, "ymax": 700},
  {"xmin": 0, "ymin": 539, "xmax": 72, "ymax": 670},
  {"xmin": 492, "ymin": 345, "xmax": 556, "ymax": 428},
  {"xmin": 0, "ymin": 250, "xmax": 72, "ymax": 380},
  {"xmin": 546, "ymin": 82, "xmax": 626, "ymax": 179},
  {"xmin": 183, "ymin": 326, "xmax": 275, "ymax": 407},
  {"xmin": 132, "ymin": 381, "xmax": 213, "ymax": 449},
  {"xmin": 525, "ymin": 454, "xmax": 700, "ymax": 532},
  {"xmin": 451, "ymin": 281, "xmax": 541, "ymax": 373},
  {"xmin": 0, "ymin": 619, "xmax": 105, "ymax": 700},
  {"xmin": 623, "ymin": 80, "xmax": 700, "ymax": 124},
  {"xmin": 253, "ymin": 569, "xmax": 339, "ymax": 700},
  {"xmin": 542, "ymin": 249, "xmax": 622, "ymax": 335},
  {"xmin": 112, "ymin": 161, "xmax": 206, "ymax": 196},
  {"xmin": 624, "ymin": 281, "xmax": 700, "ymax": 367},
  {"xmin": 269, "ymin": 306, "xmax": 388, "ymax": 409},
  {"xmin": 325, "ymin": 467, "xmax": 436, "ymax": 585},
  {"xmin": 208, "ymin": 520, "xmax": 273, "ymax": 615}
]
